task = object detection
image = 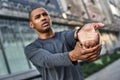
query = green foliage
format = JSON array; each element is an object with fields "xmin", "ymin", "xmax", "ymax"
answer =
[{"xmin": 82, "ymin": 53, "xmax": 120, "ymax": 78}]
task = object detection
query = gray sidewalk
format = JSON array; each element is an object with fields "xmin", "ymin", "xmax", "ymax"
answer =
[{"xmin": 85, "ymin": 58, "xmax": 120, "ymax": 80}]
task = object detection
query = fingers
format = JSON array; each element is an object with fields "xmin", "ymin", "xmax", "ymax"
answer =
[
  {"xmin": 82, "ymin": 22, "xmax": 104, "ymax": 31},
  {"xmin": 98, "ymin": 23, "xmax": 105, "ymax": 27},
  {"xmin": 87, "ymin": 46, "xmax": 101, "ymax": 59},
  {"xmin": 81, "ymin": 41, "xmax": 90, "ymax": 48},
  {"xmin": 80, "ymin": 32, "xmax": 100, "ymax": 48},
  {"xmin": 82, "ymin": 39, "xmax": 99, "ymax": 48},
  {"xmin": 93, "ymin": 23, "xmax": 105, "ymax": 30},
  {"xmin": 87, "ymin": 55, "xmax": 100, "ymax": 61},
  {"xmin": 83, "ymin": 40, "xmax": 95, "ymax": 48},
  {"xmin": 82, "ymin": 44, "xmax": 102, "ymax": 54},
  {"xmin": 87, "ymin": 48, "xmax": 101, "ymax": 61},
  {"xmin": 82, "ymin": 45, "xmax": 102, "ymax": 61},
  {"xmin": 73, "ymin": 41, "xmax": 102, "ymax": 61}
]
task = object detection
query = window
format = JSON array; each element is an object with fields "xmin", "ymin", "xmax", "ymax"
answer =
[{"xmin": 0, "ymin": 19, "xmax": 36, "ymax": 76}]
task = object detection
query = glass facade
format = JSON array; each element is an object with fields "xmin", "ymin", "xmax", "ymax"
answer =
[{"xmin": 0, "ymin": 18, "xmax": 71, "ymax": 76}]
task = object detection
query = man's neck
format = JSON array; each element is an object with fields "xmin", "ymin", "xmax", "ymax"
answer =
[{"xmin": 37, "ymin": 29, "xmax": 55, "ymax": 39}]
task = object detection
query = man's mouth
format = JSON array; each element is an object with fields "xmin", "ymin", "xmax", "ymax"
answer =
[{"xmin": 42, "ymin": 22, "xmax": 49, "ymax": 27}]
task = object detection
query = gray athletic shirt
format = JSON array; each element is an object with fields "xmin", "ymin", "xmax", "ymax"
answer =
[{"xmin": 25, "ymin": 30, "xmax": 84, "ymax": 80}]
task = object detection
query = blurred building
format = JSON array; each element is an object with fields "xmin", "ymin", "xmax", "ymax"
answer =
[{"xmin": 0, "ymin": 0, "xmax": 120, "ymax": 79}]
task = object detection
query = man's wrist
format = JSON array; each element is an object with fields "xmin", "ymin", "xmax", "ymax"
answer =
[{"xmin": 69, "ymin": 51, "xmax": 77, "ymax": 61}]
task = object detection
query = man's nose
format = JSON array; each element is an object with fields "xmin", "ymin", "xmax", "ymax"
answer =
[{"xmin": 41, "ymin": 15, "xmax": 46, "ymax": 21}]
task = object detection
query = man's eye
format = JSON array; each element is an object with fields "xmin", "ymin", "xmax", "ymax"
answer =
[
  {"xmin": 35, "ymin": 15, "xmax": 40, "ymax": 19},
  {"xmin": 43, "ymin": 13, "xmax": 48, "ymax": 16}
]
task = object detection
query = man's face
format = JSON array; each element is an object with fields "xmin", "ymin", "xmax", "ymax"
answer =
[{"xmin": 30, "ymin": 8, "xmax": 51, "ymax": 33}]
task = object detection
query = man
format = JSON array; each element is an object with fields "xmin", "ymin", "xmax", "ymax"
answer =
[{"xmin": 24, "ymin": 7, "xmax": 104, "ymax": 80}]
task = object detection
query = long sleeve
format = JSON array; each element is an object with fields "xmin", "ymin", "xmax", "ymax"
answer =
[
  {"xmin": 61, "ymin": 30, "xmax": 76, "ymax": 50},
  {"xmin": 25, "ymin": 44, "xmax": 74, "ymax": 68}
]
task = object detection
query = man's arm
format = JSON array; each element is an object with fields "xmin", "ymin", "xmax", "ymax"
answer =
[
  {"xmin": 25, "ymin": 44, "xmax": 76, "ymax": 68},
  {"xmin": 25, "ymin": 41, "xmax": 101, "ymax": 68},
  {"xmin": 69, "ymin": 42, "xmax": 102, "ymax": 62},
  {"xmin": 74, "ymin": 23, "xmax": 104, "ymax": 48}
]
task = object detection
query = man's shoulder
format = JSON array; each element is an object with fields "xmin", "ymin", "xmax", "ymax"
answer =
[
  {"xmin": 24, "ymin": 39, "xmax": 41, "ymax": 58},
  {"xmin": 24, "ymin": 39, "xmax": 39, "ymax": 53}
]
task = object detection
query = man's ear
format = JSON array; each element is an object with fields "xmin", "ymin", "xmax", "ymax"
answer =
[{"xmin": 29, "ymin": 21, "xmax": 34, "ymax": 28}]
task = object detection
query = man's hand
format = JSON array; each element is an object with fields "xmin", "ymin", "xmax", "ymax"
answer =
[
  {"xmin": 69, "ymin": 42, "xmax": 102, "ymax": 62},
  {"xmin": 77, "ymin": 23, "xmax": 104, "ymax": 48}
]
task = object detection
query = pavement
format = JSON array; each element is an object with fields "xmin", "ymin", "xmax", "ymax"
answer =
[{"xmin": 85, "ymin": 58, "xmax": 120, "ymax": 80}]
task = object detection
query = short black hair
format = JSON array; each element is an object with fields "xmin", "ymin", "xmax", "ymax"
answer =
[{"xmin": 29, "ymin": 6, "xmax": 42, "ymax": 21}]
